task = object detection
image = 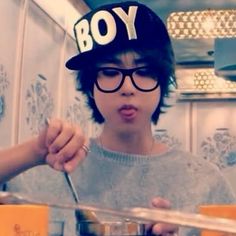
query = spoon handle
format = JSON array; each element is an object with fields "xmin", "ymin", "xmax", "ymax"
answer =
[
  {"xmin": 64, "ymin": 173, "xmax": 80, "ymax": 203},
  {"xmin": 63, "ymin": 173, "xmax": 99, "ymax": 222}
]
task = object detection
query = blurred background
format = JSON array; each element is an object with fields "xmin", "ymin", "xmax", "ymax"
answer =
[{"xmin": 0, "ymin": 1, "xmax": 236, "ymax": 235}]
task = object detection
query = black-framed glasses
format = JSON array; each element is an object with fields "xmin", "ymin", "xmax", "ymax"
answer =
[{"xmin": 94, "ymin": 66, "xmax": 160, "ymax": 93}]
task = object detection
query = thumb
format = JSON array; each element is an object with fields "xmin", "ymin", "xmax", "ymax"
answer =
[{"xmin": 151, "ymin": 197, "xmax": 171, "ymax": 209}]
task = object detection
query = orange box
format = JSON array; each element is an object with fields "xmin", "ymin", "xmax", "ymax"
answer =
[
  {"xmin": 0, "ymin": 204, "xmax": 49, "ymax": 236},
  {"xmin": 199, "ymin": 205, "xmax": 236, "ymax": 236}
]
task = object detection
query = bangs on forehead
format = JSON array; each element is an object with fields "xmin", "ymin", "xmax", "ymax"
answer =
[{"xmin": 95, "ymin": 48, "xmax": 149, "ymax": 66}]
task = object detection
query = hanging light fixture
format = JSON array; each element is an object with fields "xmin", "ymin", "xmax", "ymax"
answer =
[
  {"xmin": 167, "ymin": 9, "xmax": 236, "ymax": 81},
  {"xmin": 167, "ymin": 9, "xmax": 236, "ymax": 39}
]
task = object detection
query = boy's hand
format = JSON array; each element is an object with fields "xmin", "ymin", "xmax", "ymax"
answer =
[
  {"xmin": 36, "ymin": 118, "xmax": 88, "ymax": 172},
  {"xmin": 146, "ymin": 197, "xmax": 178, "ymax": 236}
]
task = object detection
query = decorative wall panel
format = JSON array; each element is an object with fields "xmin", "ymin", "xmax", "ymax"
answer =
[
  {"xmin": 152, "ymin": 99, "xmax": 191, "ymax": 152},
  {"xmin": 0, "ymin": 0, "xmax": 23, "ymax": 147},
  {"xmin": 192, "ymin": 101, "xmax": 236, "ymax": 193},
  {"xmin": 60, "ymin": 35, "xmax": 91, "ymax": 135},
  {"xmin": 18, "ymin": 1, "xmax": 65, "ymax": 141}
]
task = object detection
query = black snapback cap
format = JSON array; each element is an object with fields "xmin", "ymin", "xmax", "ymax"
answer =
[{"xmin": 66, "ymin": 1, "xmax": 171, "ymax": 70}]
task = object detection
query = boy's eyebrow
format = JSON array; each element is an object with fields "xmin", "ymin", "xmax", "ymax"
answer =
[{"xmin": 99, "ymin": 57, "xmax": 121, "ymax": 64}]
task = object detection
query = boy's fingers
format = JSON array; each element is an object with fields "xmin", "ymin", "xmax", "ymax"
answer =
[
  {"xmin": 46, "ymin": 140, "xmax": 89, "ymax": 172},
  {"xmin": 63, "ymin": 154, "xmax": 82, "ymax": 173},
  {"xmin": 62, "ymin": 140, "xmax": 89, "ymax": 172},
  {"xmin": 152, "ymin": 223, "xmax": 178, "ymax": 235},
  {"xmin": 152, "ymin": 197, "xmax": 171, "ymax": 209},
  {"xmin": 45, "ymin": 118, "xmax": 63, "ymax": 147}
]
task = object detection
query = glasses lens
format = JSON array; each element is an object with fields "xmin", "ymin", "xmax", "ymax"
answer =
[
  {"xmin": 96, "ymin": 68, "xmax": 123, "ymax": 92},
  {"xmin": 95, "ymin": 67, "xmax": 159, "ymax": 92},
  {"xmin": 133, "ymin": 67, "xmax": 159, "ymax": 91}
]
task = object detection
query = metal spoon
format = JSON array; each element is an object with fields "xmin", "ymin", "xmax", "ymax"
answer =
[
  {"xmin": 45, "ymin": 118, "xmax": 99, "ymax": 222},
  {"xmin": 1, "ymin": 191, "xmax": 236, "ymax": 234},
  {"xmin": 64, "ymin": 172, "xmax": 99, "ymax": 222}
]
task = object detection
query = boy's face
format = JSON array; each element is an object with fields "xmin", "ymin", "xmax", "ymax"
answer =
[{"xmin": 93, "ymin": 50, "xmax": 161, "ymax": 132}]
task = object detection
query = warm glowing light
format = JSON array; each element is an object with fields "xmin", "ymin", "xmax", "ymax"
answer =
[
  {"xmin": 167, "ymin": 10, "xmax": 236, "ymax": 39},
  {"xmin": 176, "ymin": 68, "xmax": 236, "ymax": 93},
  {"xmin": 201, "ymin": 16, "xmax": 215, "ymax": 32}
]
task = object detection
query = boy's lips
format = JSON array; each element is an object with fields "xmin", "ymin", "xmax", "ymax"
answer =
[{"xmin": 118, "ymin": 105, "xmax": 138, "ymax": 120}]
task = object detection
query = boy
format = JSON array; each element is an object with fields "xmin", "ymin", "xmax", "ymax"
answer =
[{"xmin": 65, "ymin": 1, "xmax": 235, "ymax": 235}]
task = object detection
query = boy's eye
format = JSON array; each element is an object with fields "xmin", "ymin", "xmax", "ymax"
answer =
[
  {"xmin": 136, "ymin": 68, "xmax": 149, "ymax": 76},
  {"xmin": 135, "ymin": 67, "xmax": 155, "ymax": 77},
  {"xmin": 100, "ymin": 69, "xmax": 120, "ymax": 77}
]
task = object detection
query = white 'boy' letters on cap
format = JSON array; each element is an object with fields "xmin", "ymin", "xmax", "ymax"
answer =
[
  {"xmin": 91, "ymin": 11, "xmax": 116, "ymax": 46},
  {"xmin": 75, "ymin": 6, "xmax": 138, "ymax": 53},
  {"xmin": 112, "ymin": 6, "xmax": 138, "ymax": 39},
  {"xmin": 66, "ymin": 1, "xmax": 171, "ymax": 70}
]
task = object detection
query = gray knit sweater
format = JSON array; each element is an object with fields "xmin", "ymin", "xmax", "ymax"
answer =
[
  {"xmin": 7, "ymin": 138, "xmax": 236, "ymax": 236},
  {"xmin": 70, "ymin": 138, "xmax": 236, "ymax": 236}
]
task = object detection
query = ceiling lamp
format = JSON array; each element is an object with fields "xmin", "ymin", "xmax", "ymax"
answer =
[
  {"xmin": 167, "ymin": 9, "xmax": 236, "ymax": 39},
  {"xmin": 167, "ymin": 10, "xmax": 236, "ymax": 81}
]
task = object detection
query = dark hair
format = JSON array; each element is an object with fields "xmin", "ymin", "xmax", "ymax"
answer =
[
  {"xmin": 76, "ymin": 43, "xmax": 176, "ymax": 125},
  {"xmin": 68, "ymin": 1, "xmax": 177, "ymax": 124}
]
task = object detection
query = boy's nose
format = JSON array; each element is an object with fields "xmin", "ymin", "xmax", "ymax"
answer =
[{"xmin": 120, "ymin": 75, "xmax": 136, "ymax": 95}]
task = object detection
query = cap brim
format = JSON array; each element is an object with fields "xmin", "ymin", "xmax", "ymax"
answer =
[
  {"xmin": 65, "ymin": 55, "xmax": 80, "ymax": 70},
  {"xmin": 65, "ymin": 52, "xmax": 93, "ymax": 70},
  {"xmin": 65, "ymin": 41, "xmax": 144, "ymax": 70}
]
